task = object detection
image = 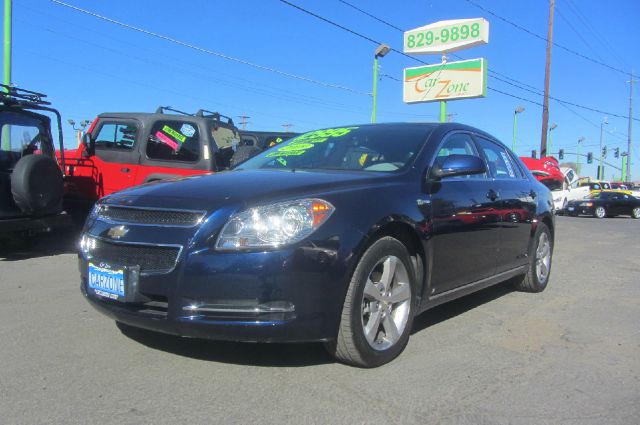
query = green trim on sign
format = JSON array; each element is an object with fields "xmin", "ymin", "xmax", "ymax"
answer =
[{"xmin": 405, "ymin": 59, "xmax": 483, "ymax": 80}]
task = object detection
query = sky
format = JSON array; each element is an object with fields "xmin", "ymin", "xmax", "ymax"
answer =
[{"xmin": 6, "ymin": 0, "xmax": 640, "ymax": 180}]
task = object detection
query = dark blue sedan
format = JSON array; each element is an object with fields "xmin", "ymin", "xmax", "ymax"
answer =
[{"xmin": 79, "ymin": 123, "xmax": 555, "ymax": 367}]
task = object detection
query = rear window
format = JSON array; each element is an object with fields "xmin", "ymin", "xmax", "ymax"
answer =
[{"xmin": 146, "ymin": 120, "xmax": 200, "ymax": 162}]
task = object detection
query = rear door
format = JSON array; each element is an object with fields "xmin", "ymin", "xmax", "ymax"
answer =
[
  {"xmin": 474, "ymin": 136, "xmax": 536, "ymax": 273},
  {"xmin": 426, "ymin": 131, "xmax": 500, "ymax": 294}
]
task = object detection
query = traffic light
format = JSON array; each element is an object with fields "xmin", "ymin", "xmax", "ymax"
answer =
[
  {"xmin": 587, "ymin": 152, "xmax": 593, "ymax": 164},
  {"xmin": 614, "ymin": 148, "xmax": 620, "ymax": 158},
  {"xmin": 602, "ymin": 146, "xmax": 607, "ymax": 158},
  {"xmin": 531, "ymin": 149, "xmax": 537, "ymax": 159},
  {"xmin": 558, "ymin": 149, "xmax": 564, "ymax": 160}
]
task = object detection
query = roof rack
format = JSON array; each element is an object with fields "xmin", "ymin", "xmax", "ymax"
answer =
[
  {"xmin": 194, "ymin": 109, "xmax": 234, "ymax": 125},
  {"xmin": 155, "ymin": 106, "xmax": 193, "ymax": 116},
  {"xmin": 0, "ymin": 84, "xmax": 52, "ymax": 106}
]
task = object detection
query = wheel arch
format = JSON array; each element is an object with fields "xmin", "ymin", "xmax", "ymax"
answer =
[{"xmin": 352, "ymin": 217, "xmax": 427, "ymax": 306}]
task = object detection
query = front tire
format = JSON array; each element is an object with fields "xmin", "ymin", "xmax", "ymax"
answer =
[
  {"xmin": 514, "ymin": 222, "xmax": 553, "ymax": 293},
  {"xmin": 594, "ymin": 206, "xmax": 606, "ymax": 219},
  {"xmin": 632, "ymin": 207, "xmax": 640, "ymax": 219},
  {"xmin": 326, "ymin": 237, "xmax": 416, "ymax": 368}
]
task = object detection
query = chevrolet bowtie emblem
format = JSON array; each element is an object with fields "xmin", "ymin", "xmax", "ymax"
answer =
[{"xmin": 107, "ymin": 225, "xmax": 129, "ymax": 239}]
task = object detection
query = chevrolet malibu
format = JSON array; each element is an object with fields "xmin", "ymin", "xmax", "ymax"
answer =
[{"xmin": 79, "ymin": 123, "xmax": 555, "ymax": 367}]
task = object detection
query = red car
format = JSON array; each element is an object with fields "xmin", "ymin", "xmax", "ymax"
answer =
[{"xmin": 520, "ymin": 156, "xmax": 564, "ymax": 191}]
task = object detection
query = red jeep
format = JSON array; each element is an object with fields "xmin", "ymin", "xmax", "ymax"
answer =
[{"xmin": 59, "ymin": 107, "xmax": 244, "ymax": 212}]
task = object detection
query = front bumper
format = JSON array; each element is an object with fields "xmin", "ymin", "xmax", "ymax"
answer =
[{"xmin": 79, "ymin": 243, "xmax": 346, "ymax": 343}]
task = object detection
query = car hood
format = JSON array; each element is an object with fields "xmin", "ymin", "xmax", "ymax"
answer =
[{"xmin": 101, "ymin": 169, "xmax": 397, "ymax": 212}]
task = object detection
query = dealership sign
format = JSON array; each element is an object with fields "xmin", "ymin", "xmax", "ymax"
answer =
[
  {"xmin": 403, "ymin": 58, "xmax": 487, "ymax": 104},
  {"xmin": 404, "ymin": 18, "xmax": 489, "ymax": 54}
]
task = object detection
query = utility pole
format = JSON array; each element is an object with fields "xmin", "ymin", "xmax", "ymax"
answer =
[
  {"xmin": 282, "ymin": 123, "xmax": 293, "ymax": 132},
  {"xmin": 237, "ymin": 115, "xmax": 250, "ymax": 130},
  {"xmin": 2, "ymin": 0, "xmax": 11, "ymax": 151},
  {"xmin": 540, "ymin": 0, "xmax": 555, "ymax": 157},
  {"xmin": 626, "ymin": 72, "xmax": 636, "ymax": 182}
]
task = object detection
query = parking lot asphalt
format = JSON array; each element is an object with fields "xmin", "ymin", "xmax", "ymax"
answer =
[{"xmin": 0, "ymin": 216, "xmax": 639, "ymax": 424}]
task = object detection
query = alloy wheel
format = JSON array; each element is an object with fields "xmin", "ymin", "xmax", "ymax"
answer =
[
  {"xmin": 535, "ymin": 232, "xmax": 551, "ymax": 283},
  {"xmin": 633, "ymin": 207, "xmax": 640, "ymax": 219},
  {"xmin": 360, "ymin": 255, "xmax": 411, "ymax": 351},
  {"xmin": 595, "ymin": 206, "xmax": 606, "ymax": 219}
]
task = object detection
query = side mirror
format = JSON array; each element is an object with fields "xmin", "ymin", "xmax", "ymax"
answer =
[
  {"xmin": 430, "ymin": 154, "xmax": 486, "ymax": 180},
  {"xmin": 81, "ymin": 132, "xmax": 95, "ymax": 156}
]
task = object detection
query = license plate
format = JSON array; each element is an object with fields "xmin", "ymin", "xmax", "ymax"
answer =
[
  {"xmin": 567, "ymin": 207, "xmax": 575, "ymax": 211},
  {"xmin": 88, "ymin": 262, "xmax": 125, "ymax": 300}
]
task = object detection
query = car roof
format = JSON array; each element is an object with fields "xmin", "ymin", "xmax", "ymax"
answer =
[{"xmin": 96, "ymin": 112, "xmax": 238, "ymax": 129}]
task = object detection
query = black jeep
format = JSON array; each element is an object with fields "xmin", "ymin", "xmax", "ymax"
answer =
[{"xmin": 0, "ymin": 85, "xmax": 70, "ymax": 239}]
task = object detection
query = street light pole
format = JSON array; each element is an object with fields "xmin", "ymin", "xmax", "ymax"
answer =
[
  {"xmin": 511, "ymin": 106, "xmax": 525, "ymax": 152},
  {"xmin": 577, "ymin": 136, "xmax": 585, "ymax": 175},
  {"xmin": 371, "ymin": 44, "xmax": 390, "ymax": 123},
  {"xmin": 599, "ymin": 117, "xmax": 608, "ymax": 180},
  {"xmin": 2, "ymin": 0, "xmax": 11, "ymax": 151},
  {"xmin": 548, "ymin": 123, "xmax": 557, "ymax": 157}
]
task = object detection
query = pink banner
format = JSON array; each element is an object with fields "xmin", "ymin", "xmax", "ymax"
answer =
[{"xmin": 155, "ymin": 131, "xmax": 179, "ymax": 151}]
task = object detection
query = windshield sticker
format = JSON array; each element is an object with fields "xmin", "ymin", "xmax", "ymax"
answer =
[
  {"xmin": 180, "ymin": 124, "xmax": 196, "ymax": 138},
  {"xmin": 276, "ymin": 157, "xmax": 288, "ymax": 166},
  {"xmin": 162, "ymin": 125, "xmax": 186, "ymax": 143},
  {"xmin": 155, "ymin": 131, "xmax": 179, "ymax": 151},
  {"xmin": 265, "ymin": 126, "xmax": 359, "ymax": 158},
  {"xmin": 358, "ymin": 153, "xmax": 369, "ymax": 166}
]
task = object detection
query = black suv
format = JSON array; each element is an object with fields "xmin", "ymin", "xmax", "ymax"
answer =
[{"xmin": 0, "ymin": 85, "xmax": 69, "ymax": 239}]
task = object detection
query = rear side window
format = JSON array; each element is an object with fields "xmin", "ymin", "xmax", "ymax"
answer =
[
  {"xmin": 146, "ymin": 121, "xmax": 200, "ymax": 162},
  {"xmin": 94, "ymin": 122, "xmax": 138, "ymax": 150},
  {"xmin": 476, "ymin": 137, "xmax": 519, "ymax": 179}
]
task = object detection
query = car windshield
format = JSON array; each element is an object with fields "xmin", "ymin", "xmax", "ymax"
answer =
[{"xmin": 236, "ymin": 125, "xmax": 432, "ymax": 172}]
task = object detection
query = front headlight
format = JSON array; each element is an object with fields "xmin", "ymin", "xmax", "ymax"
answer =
[{"xmin": 215, "ymin": 198, "xmax": 334, "ymax": 251}]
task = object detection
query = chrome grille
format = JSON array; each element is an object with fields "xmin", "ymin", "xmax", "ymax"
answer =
[
  {"xmin": 87, "ymin": 238, "xmax": 180, "ymax": 274},
  {"xmin": 97, "ymin": 205, "xmax": 205, "ymax": 227}
]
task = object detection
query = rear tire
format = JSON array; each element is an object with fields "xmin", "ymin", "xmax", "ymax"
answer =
[
  {"xmin": 11, "ymin": 155, "xmax": 64, "ymax": 216},
  {"xmin": 326, "ymin": 237, "xmax": 416, "ymax": 368},
  {"xmin": 514, "ymin": 222, "xmax": 553, "ymax": 293}
]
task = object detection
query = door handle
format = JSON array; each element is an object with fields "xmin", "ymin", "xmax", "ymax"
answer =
[
  {"xmin": 529, "ymin": 190, "xmax": 537, "ymax": 199},
  {"xmin": 121, "ymin": 167, "xmax": 130, "ymax": 173},
  {"xmin": 486, "ymin": 189, "xmax": 499, "ymax": 201}
]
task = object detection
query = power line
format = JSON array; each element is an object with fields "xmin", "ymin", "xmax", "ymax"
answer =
[
  {"xmin": 464, "ymin": 0, "xmax": 628, "ymax": 76},
  {"xmin": 314, "ymin": 0, "xmax": 640, "ymax": 123},
  {"xmin": 554, "ymin": 6, "xmax": 605, "ymax": 64},
  {"xmin": 51, "ymin": 0, "xmax": 370, "ymax": 96}
]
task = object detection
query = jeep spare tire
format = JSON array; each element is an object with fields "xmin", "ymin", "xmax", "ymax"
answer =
[
  {"xmin": 11, "ymin": 154, "xmax": 64, "ymax": 216},
  {"xmin": 230, "ymin": 145, "xmax": 262, "ymax": 168}
]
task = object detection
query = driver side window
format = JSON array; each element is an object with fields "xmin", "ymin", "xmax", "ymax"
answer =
[{"xmin": 435, "ymin": 133, "xmax": 485, "ymax": 179}]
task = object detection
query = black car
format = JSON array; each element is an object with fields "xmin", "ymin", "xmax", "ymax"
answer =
[
  {"xmin": 79, "ymin": 123, "xmax": 555, "ymax": 367},
  {"xmin": 566, "ymin": 191, "xmax": 640, "ymax": 219},
  {"xmin": 1, "ymin": 85, "xmax": 70, "ymax": 240}
]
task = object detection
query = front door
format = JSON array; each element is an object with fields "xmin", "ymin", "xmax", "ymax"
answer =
[
  {"xmin": 426, "ymin": 132, "xmax": 500, "ymax": 294},
  {"xmin": 91, "ymin": 120, "xmax": 141, "ymax": 195}
]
